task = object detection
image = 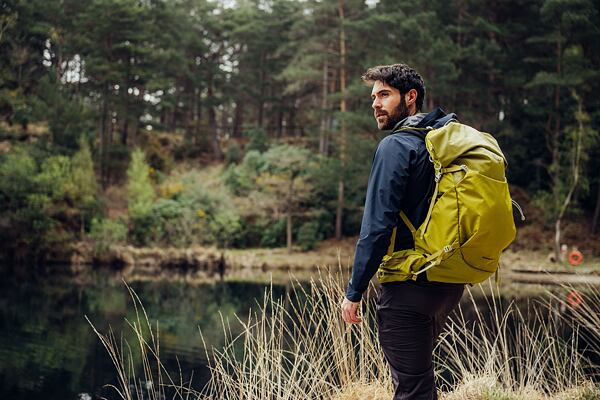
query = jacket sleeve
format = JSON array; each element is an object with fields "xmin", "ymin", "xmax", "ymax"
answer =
[{"xmin": 345, "ymin": 135, "xmax": 414, "ymax": 302}]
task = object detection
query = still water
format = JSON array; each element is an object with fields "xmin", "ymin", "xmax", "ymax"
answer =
[
  {"xmin": 0, "ymin": 265, "xmax": 592, "ymax": 400},
  {"xmin": 0, "ymin": 266, "xmax": 297, "ymax": 400}
]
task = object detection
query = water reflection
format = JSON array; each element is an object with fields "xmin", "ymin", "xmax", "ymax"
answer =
[{"xmin": 0, "ymin": 266, "xmax": 288, "ymax": 400}]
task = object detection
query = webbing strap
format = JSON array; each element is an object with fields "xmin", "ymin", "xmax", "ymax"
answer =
[
  {"xmin": 399, "ymin": 211, "xmax": 416, "ymax": 235},
  {"xmin": 413, "ymin": 241, "xmax": 458, "ymax": 276},
  {"xmin": 387, "ymin": 212, "xmax": 417, "ymax": 257},
  {"xmin": 442, "ymin": 165, "xmax": 464, "ymax": 174},
  {"xmin": 386, "ymin": 227, "xmax": 397, "ymax": 257},
  {"xmin": 420, "ymin": 179, "xmax": 439, "ymax": 239},
  {"xmin": 419, "ymin": 164, "xmax": 467, "ymax": 239}
]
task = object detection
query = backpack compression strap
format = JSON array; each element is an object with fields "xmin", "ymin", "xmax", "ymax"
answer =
[{"xmin": 386, "ymin": 211, "xmax": 416, "ymax": 256}]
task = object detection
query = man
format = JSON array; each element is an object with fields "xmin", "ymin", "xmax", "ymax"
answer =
[{"xmin": 340, "ymin": 64, "xmax": 464, "ymax": 400}]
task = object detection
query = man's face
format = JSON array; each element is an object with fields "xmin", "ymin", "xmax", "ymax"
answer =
[{"xmin": 371, "ymin": 80, "xmax": 409, "ymax": 130}]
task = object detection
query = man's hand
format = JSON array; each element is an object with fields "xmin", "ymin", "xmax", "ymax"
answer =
[{"xmin": 340, "ymin": 297, "xmax": 362, "ymax": 324}]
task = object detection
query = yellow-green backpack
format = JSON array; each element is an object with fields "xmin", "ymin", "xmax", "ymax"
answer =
[{"xmin": 377, "ymin": 122, "xmax": 520, "ymax": 284}]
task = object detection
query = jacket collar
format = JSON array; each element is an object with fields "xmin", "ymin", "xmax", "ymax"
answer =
[
  {"xmin": 392, "ymin": 108, "xmax": 458, "ymax": 133},
  {"xmin": 392, "ymin": 113, "xmax": 427, "ymax": 131}
]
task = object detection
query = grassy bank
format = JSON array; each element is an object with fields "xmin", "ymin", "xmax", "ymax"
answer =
[{"xmin": 89, "ymin": 270, "xmax": 600, "ymax": 400}]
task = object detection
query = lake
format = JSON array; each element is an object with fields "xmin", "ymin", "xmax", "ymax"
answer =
[{"xmin": 0, "ymin": 264, "xmax": 594, "ymax": 399}]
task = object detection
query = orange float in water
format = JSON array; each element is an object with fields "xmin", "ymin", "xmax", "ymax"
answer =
[
  {"xmin": 566, "ymin": 290, "xmax": 583, "ymax": 307},
  {"xmin": 568, "ymin": 250, "xmax": 583, "ymax": 266}
]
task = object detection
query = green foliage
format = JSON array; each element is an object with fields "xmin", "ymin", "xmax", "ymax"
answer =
[
  {"xmin": 89, "ymin": 217, "xmax": 128, "ymax": 254},
  {"xmin": 142, "ymin": 134, "xmax": 174, "ymax": 173},
  {"xmin": 35, "ymin": 155, "xmax": 72, "ymax": 201},
  {"xmin": 124, "ymin": 165, "xmax": 244, "ymax": 248},
  {"xmin": 227, "ymin": 144, "xmax": 317, "ymax": 248},
  {"xmin": 244, "ymin": 128, "xmax": 270, "ymax": 153},
  {"xmin": 3, "ymin": 0, "xmax": 600, "ymax": 255},
  {"xmin": 0, "ymin": 149, "xmax": 37, "ymax": 209},
  {"xmin": 297, "ymin": 221, "xmax": 321, "ymax": 251},
  {"xmin": 260, "ymin": 218, "xmax": 287, "ymax": 248},
  {"xmin": 34, "ymin": 77, "xmax": 96, "ymax": 149},
  {"xmin": 209, "ymin": 208, "xmax": 242, "ymax": 248},
  {"xmin": 225, "ymin": 142, "xmax": 242, "ymax": 165},
  {"xmin": 69, "ymin": 136, "xmax": 98, "ymax": 210},
  {"xmin": 223, "ymin": 150, "xmax": 266, "ymax": 195},
  {"xmin": 0, "ymin": 142, "xmax": 101, "ymax": 259},
  {"xmin": 127, "ymin": 149, "xmax": 155, "ymax": 218}
]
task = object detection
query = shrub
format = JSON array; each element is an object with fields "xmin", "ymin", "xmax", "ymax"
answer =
[
  {"xmin": 223, "ymin": 150, "xmax": 266, "ymax": 195},
  {"xmin": 125, "ymin": 169, "xmax": 244, "ymax": 248},
  {"xmin": 69, "ymin": 136, "xmax": 98, "ymax": 208},
  {"xmin": 244, "ymin": 127, "xmax": 269, "ymax": 153},
  {"xmin": 89, "ymin": 218, "xmax": 128, "ymax": 254},
  {"xmin": 231, "ymin": 218, "xmax": 264, "ymax": 248},
  {"xmin": 208, "ymin": 207, "xmax": 242, "ymax": 248},
  {"xmin": 225, "ymin": 142, "xmax": 242, "ymax": 165},
  {"xmin": 127, "ymin": 149, "xmax": 155, "ymax": 217},
  {"xmin": 260, "ymin": 218, "xmax": 287, "ymax": 247},
  {"xmin": 36, "ymin": 155, "xmax": 71, "ymax": 200},
  {"xmin": 297, "ymin": 220, "xmax": 321, "ymax": 251},
  {"xmin": 143, "ymin": 133, "xmax": 174, "ymax": 173},
  {"xmin": 0, "ymin": 149, "xmax": 37, "ymax": 209}
]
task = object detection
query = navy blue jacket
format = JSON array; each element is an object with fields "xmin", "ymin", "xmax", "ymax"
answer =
[{"xmin": 346, "ymin": 108, "xmax": 457, "ymax": 302}]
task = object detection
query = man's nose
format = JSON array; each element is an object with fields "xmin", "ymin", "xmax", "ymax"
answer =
[{"xmin": 372, "ymin": 97, "xmax": 380, "ymax": 110}]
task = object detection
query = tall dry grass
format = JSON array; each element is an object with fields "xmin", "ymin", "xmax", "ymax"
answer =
[
  {"xmin": 198, "ymin": 273, "xmax": 391, "ymax": 399},
  {"xmin": 436, "ymin": 284, "xmax": 586, "ymax": 394},
  {"xmin": 88, "ymin": 274, "xmax": 599, "ymax": 400},
  {"xmin": 86, "ymin": 282, "xmax": 196, "ymax": 400}
]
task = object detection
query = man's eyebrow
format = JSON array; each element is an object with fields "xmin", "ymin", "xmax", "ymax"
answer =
[{"xmin": 371, "ymin": 89, "xmax": 391, "ymax": 98}]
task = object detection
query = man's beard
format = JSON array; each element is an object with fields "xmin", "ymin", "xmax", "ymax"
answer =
[{"xmin": 378, "ymin": 97, "xmax": 409, "ymax": 130}]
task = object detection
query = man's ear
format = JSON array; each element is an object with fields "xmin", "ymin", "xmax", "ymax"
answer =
[{"xmin": 405, "ymin": 88, "xmax": 418, "ymax": 107}]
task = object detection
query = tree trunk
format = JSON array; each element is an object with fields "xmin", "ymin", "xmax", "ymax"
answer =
[
  {"xmin": 277, "ymin": 108, "xmax": 284, "ymax": 138},
  {"xmin": 220, "ymin": 101, "xmax": 229, "ymax": 138},
  {"xmin": 335, "ymin": 0, "xmax": 347, "ymax": 240},
  {"xmin": 121, "ymin": 61, "xmax": 131, "ymax": 145},
  {"xmin": 554, "ymin": 91, "xmax": 584, "ymax": 261},
  {"xmin": 184, "ymin": 87, "xmax": 194, "ymax": 143},
  {"xmin": 287, "ymin": 178, "xmax": 294, "ymax": 252},
  {"xmin": 287, "ymin": 211, "xmax": 293, "ymax": 252},
  {"xmin": 319, "ymin": 61, "xmax": 329, "ymax": 155},
  {"xmin": 552, "ymin": 31, "xmax": 563, "ymax": 263},
  {"xmin": 233, "ymin": 100, "xmax": 244, "ymax": 138},
  {"xmin": 289, "ymin": 106, "xmax": 297, "ymax": 137},
  {"xmin": 99, "ymin": 93, "xmax": 109, "ymax": 188},
  {"xmin": 592, "ymin": 183, "xmax": 600, "ymax": 234},
  {"xmin": 336, "ymin": 180, "xmax": 345, "ymax": 240},
  {"xmin": 207, "ymin": 71, "xmax": 222, "ymax": 160},
  {"xmin": 195, "ymin": 88, "xmax": 202, "ymax": 145},
  {"xmin": 257, "ymin": 52, "xmax": 266, "ymax": 128}
]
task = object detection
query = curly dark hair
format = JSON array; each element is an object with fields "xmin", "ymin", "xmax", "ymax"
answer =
[{"xmin": 361, "ymin": 64, "xmax": 426, "ymax": 112}]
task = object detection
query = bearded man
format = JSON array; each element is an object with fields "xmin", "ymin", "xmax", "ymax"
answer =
[{"xmin": 340, "ymin": 64, "xmax": 465, "ymax": 400}]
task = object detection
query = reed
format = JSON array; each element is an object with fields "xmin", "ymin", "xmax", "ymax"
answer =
[
  {"xmin": 86, "ymin": 281, "xmax": 195, "ymax": 400},
  {"xmin": 89, "ymin": 273, "xmax": 599, "ymax": 400},
  {"xmin": 198, "ymin": 271, "xmax": 391, "ymax": 399},
  {"xmin": 436, "ymin": 282, "xmax": 595, "ymax": 399}
]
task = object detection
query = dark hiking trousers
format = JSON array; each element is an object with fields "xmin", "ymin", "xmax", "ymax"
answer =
[{"xmin": 376, "ymin": 280, "xmax": 464, "ymax": 400}]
